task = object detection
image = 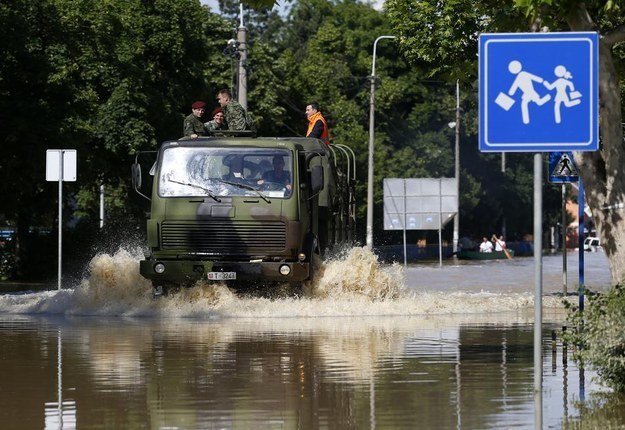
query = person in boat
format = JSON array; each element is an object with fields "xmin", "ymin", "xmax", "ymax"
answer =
[
  {"xmin": 458, "ymin": 236, "xmax": 478, "ymax": 252},
  {"xmin": 492, "ymin": 234, "xmax": 506, "ymax": 251},
  {"xmin": 479, "ymin": 236, "xmax": 494, "ymax": 253}
]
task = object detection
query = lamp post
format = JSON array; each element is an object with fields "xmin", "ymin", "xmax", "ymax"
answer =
[
  {"xmin": 447, "ymin": 81, "xmax": 460, "ymax": 253},
  {"xmin": 237, "ymin": 3, "xmax": 247, "ymax": 110},
  {"xmin": 453, "ymin": 80, "xmax": 460, "ymax": 253},
  {"xmin": 366, "ymin": 35, "xmax": 395, "ymax": 250}
]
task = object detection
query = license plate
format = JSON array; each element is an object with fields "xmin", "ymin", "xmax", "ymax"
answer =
[{"xmin": 207, "ymin": 272, "xmax": 236, "ymax": 280}]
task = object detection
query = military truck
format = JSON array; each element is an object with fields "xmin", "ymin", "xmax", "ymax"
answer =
[{"xmin": 132, "ymin": 134, "xmax": 356, "ymax": 295}]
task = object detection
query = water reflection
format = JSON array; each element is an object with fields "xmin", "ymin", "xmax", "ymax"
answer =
[
  {"xmin": 0, "ymin": 315, "xmax": 617, "ymax": 429},
  {"xmin": 0, "ymin": 247, "xmax": 620, "ymax": 429}
]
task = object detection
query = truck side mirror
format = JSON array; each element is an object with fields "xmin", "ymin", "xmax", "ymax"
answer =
[
  {"xmin": 311, "ymin": 165, "xmax": 324, "ymax": 194},
  {"xmin": 131, "ymin": 163, "xmax": 142, "ymax": 189}
]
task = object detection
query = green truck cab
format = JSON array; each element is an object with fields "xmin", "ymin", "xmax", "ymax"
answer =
[{"xmin": 132, "ymin": 135, "xmax": 355, "ymax": 295}]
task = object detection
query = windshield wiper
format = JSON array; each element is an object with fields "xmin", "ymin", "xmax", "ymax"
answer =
[
  {"xmin": 168, "ymin": 178, "xmax": 221, "ymax": 202},
  {"xmin": 216, "ymin": 178, "xmax": 271, "ymax": 203}
]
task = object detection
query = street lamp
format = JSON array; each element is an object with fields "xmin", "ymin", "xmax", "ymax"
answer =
[
  {"xmin": 447, "ymin": 82, "xmax": 460, "ymax": 253},
  {"xmin": 366, "ymin": 35, "xmax": 395, "ymax": 250}
]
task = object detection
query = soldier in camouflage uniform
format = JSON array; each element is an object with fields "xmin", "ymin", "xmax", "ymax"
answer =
[
  {"xmin": 216, "ymin": 89, "xmax": 248, "ymax": 131},
  {"xmin": 204, "ymin": 107, "xmax": 226, "ymax": 132},
  {"xmin": 183, "ymin": 101, "xmax": 207, "ymax": 137}
]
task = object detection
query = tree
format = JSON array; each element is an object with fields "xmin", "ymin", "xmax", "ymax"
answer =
[
  {"xmin": 522, "ymin": 2, "xmax": 625, "ymax": 285},
  {"xmin": 386, "ymin": 0, "xmax": 625, "ymax": 282},
  {"xmin": 0, "ymin": 0, "xmax": 233, "ymax": 279}
]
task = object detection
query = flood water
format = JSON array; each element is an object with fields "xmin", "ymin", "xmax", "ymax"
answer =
[{"xmin": 1, "ymin": 247, "xmax": 624, "ymax": 429}]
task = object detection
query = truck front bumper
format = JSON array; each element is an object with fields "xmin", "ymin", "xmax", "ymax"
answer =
[{"xmin": 139, "ymin": 259, "xmax": 310, "ymax": 285}]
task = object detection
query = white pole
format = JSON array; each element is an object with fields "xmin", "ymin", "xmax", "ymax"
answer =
[
  {"xmin": 453, "ymin": 80, "xmax": 460, "ymax": 253},
  {"xmin": 366, "ymin": 35, "xmax": 395, "ymax": 250},
  {"xmin": 403, "ymin": 179, "xmax": 407, "ymax": 267},
  {"xmin": 533, "ymin": 153, "xmax": 543, "ymax": 429},
  {"xmin": 57, "ymin": 151, "xmax": 63, "ymax": 290},
  {"xmin": 237, "ymin": 3, "xmax": 247, "ymax": 110},
  {"xmin": 439, "ymin": 178, "xmax": 443, "ymax": 267}
]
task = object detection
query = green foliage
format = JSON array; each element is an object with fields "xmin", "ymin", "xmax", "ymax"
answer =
[
  {"xmin": 563, "ymin": 284, "xmax": 625, "ymax": 393},
  {"xmin": 0, "ymin": 0, "xmax": 231, "ymax": 279},
  {"xmin": 386, "ymin": 0, "xmax": 526, "ymax": 80}
]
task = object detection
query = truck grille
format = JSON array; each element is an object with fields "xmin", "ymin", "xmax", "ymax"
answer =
[{"xmin": 161, "ymin": 220, "xmax": 287, "ymax": 254}]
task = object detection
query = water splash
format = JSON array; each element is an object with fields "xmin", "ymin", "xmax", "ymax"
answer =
[
  {"xmin": 304, "ymin": 246, "xmax": 404, "ymax": 300},
  {"xmin": 0, "ymin": 246, "xmax": 579, "ymax": 319}
]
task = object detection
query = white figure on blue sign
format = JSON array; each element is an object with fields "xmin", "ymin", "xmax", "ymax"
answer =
[
  {"xmin": 543, "ymin": 65, "xmax": 582, "ymax": 124},
  {"xmin": 506, "ymin": 60, "xmax": 551, "ymax": 124}
]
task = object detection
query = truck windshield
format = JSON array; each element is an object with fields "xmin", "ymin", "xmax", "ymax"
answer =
[{"xmin": 158, "ymin": 147, "xmax": 294, "ymax": 199}]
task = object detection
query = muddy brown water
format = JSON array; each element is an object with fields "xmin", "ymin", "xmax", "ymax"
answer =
[{"xmin": 1, "ymin": 247, "xmax": 623, "ymax": 429}]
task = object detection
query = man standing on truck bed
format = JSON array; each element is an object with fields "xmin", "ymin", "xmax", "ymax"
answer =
[
  {"xmin": 183, "ymin": 100, "xmax": 208, "ymax": 138},
  {"xmin": 305, "ymin": 102, "xmax": 329, "ymax": 144},
  {"xmin": 216, "ymin": 89, "xmax": 248, "ymax": 130}
]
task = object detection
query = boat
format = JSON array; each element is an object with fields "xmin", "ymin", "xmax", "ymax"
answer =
[{"xmin": 456, "ymin": 249, "xmax": 515, "ymax": 260}]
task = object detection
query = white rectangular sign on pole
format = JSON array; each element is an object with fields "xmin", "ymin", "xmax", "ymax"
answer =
[
  {"xmin": 383, "ymin": 178, "xmax": 457, "ymax": 267},
  {"xmin": 46, "ymin": 150, "xmax": 77, "ymax": 290},
  {"xmin": 46, "ymin": 150, "xmax": 77, "ymax": 182}
]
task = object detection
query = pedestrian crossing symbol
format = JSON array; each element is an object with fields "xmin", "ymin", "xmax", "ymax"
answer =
[{"xmin": 549, "ymin": 152, "xmax": 579, "ymax": 183}]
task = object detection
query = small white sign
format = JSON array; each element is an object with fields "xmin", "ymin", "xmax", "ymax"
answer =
[{"xmin": 46, "ymin": 150, "xmax": 77, "ymax": 182}]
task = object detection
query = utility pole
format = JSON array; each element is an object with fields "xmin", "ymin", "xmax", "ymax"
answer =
[
  {"xmin": 366, "ymin": 35, "xmax": 395, "ymax": 250},
  {"xmin": 452, "ymin": 80, "xmax": 460, "ymax": 254},
  {"xmin": 237, "ymin": 3, "xmax": 247, "ymax": 110}
]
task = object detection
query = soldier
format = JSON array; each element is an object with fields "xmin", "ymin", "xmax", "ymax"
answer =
[
  {"xmin": 216, "ymin": 89, "xmax": 248, "ymax": 131},
  {"xmin": 205, "ymin": 107, "xmax": 226, "ymax": 132},
  {"xmin": 183, "ymin": 101, "xmax": 207, "ymax": 138}
]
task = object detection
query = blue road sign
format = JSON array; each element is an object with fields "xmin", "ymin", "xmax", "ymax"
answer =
[
  {"xmin": 479, "ymin": 32, "xmax": 598, "ymax": 152},
  {"xmin": 549, "ymin": 152, "xmax": 579, "ymax": 183}
]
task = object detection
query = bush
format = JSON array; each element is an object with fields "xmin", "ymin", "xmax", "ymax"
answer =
[{"xmin": 564, "ymin": 284, "xmax": 625, "ymax": 393}]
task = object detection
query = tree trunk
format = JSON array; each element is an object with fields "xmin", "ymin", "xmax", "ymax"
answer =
[{"xmin": 568, "ymin": 4, "xmax": 625, "ymax": 285}]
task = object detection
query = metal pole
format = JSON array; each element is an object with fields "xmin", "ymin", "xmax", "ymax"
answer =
[
  {"xmin": 578, "ymin": 180, "xmax": 585, "ymax": 312},
  {"xmin": 453, "ymin": 80, "xmax": 460, "ymax": 253},
  {"xmin": 99, "ymin": 184, "xmax": 105, "ymax": 229},
  {"xmin": 439, "ymin": 178, "xmax": 443, "ymax": 267},
  {"xmin": 237, "ymin": 3, "xmax": 247, "ymax": 110},
  {"xmin": 533, "ymin": 153, "xmax": 543, "ymax": 429},
  {"xmin": 562, "ymin": 184, "xmax": 567, "ymax": 295},
  {"xmin": 57, "ymin": 151, "xmax": 64, "ymax": 291},
  {"xmin": 366, "ymin": 35, "xmax": 395, "ymax": 250},
  {"xmin": 501, "ymin": 153, "xmax": 506, "ymax": 239},
  {"xmin": 403, "ymin": 180, "xmax": 407, "ymax": 267}
]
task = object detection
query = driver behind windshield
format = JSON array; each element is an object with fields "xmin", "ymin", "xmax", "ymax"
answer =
[{"xmin": 257, "ymin": 155, "xmax": 292, "ymax": 192}]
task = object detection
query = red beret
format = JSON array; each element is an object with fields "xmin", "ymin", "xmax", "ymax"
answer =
[
  {"xmin": 212, "ymin": 107, "xmax": 222, "ymax": 117},
  {"xmin": 191, "ymin": 101, "xmax": 206, "ymax": 109}
]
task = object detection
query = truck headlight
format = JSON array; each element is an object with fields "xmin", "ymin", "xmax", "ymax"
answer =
[
  {"xmin": 279, "ymin": 264, "xmax": 291, "ymax": 276},
  {"xmin": 298, "ymin": 253, "xmax": 306, "ymax": 261},
  {"xmin": 154, "ymin": 263, "xmax": 166, "ymax": 274}
]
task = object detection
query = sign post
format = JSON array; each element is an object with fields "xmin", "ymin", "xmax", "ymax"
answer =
[
  {"xmin": 46, "ymin": 150, "xmax": 77, "ymax": 290},
  {"xmin": 548, "ymin": 151, "xmax": 579, "ymax": 296},
  {"xmin": 479, "ymin": 31, "xmax": 598, "ymax": 427},
  {"xmin": 383, "ymin": 178, "xmax": 457, "ymax": 267}
]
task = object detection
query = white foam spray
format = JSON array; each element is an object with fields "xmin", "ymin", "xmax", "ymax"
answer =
[{"xmin": 0, "ymin": 246, "xmax": 577, "ymax": 319}]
